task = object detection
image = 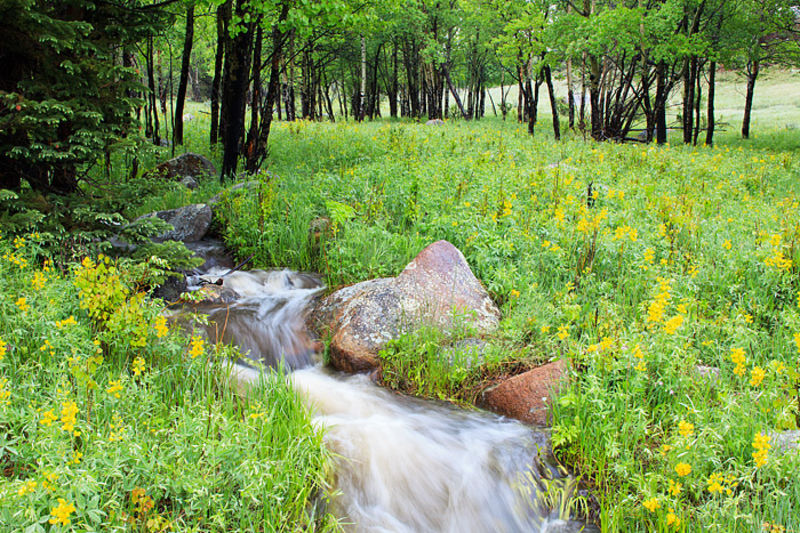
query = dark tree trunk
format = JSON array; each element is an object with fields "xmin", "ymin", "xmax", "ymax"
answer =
[
  {"xmin": 589, "ymin": 55, "xmax": 602, "ymax": 140},
  {"xmin": 210, "ymin": 1, "xmax": 229, "ymax": 146},
  {"xmin": 251, "ymin": 1, "xmax": 290, "ymax": 170},
  {"xmin": 443, "ymin": 65, "xmax": 467, "ymax": 119},
  {"xmin": 693, "ymin": 62, "xmax": 702, "ymax": 145},
  {"xmin": 742, "ymin": 59, "xmax": 759, "ymax": 139},
  {"xmin": 245, "ymin": 24, "xmax": 263, "ymax": 173},
  {"xmin": 706, "ymin": 60, "xmax": 716, "ymax": 146},
  {"xmin": 682, "ymin": 57, "xmax": 695, "ymax": 144},
  {"xmin": 174, "ymin": 5, "xmax": 194, "ymax": 146},
  {"xmin": 219, "ymin": 0, "xmax": 253, "ymax": 180},
  {"xmin": 146, "ymin": 37, "xmax": 160, "ymax": 145},
  {"xmin": 655, "ymin": 61, "xmax": 668, "ymax": 145},
  {"xmin": 544, "ymin": 65, "xmax": 560, "ymax": 141},
  {"xmin": 389, "ymin": 43, "xmax": 398, "ymax": 118}
]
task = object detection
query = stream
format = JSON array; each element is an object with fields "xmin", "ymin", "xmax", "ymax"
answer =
[{"xmin": 187, "ymin": 267, "xmax": 590, "ymax": 533}]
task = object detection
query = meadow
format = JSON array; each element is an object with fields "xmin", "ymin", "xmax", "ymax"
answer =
[{"xmin": 2, "ymin": 71, "xmax": 799, "ymax": 531}]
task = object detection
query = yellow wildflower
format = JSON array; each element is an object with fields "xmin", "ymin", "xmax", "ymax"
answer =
[
  {"xmin": 666, "ymin": 509, "xmax": 680, "ymax": 528},
  {"xmin": 678, "ymin": 421, "xmax": 694, "ymax": 438},
  {"xmin": 722, "ymin": 239, "xmax": 732, "ymax": 250},
  {"xmin": 752, "ymin": 432, "xmax": 771, "ymax": 467},
  {"xmin": 0, "ymin": 337, "xmax": 6, "ymax": 361},
  {"xmin": 15, "ymin": 297, "xmax": 28, "ymax": 313},
  {"xmin": 557, "ymin": 325, "xmax": 569, "ymax": 340},
  {"xmin": 663, "ymin": 315, "xmax": 684, "ymax": 335},
  {"xmin": 106, "ymin": 380, "xmax": 123, "ymax": 398},
  {"xmin": 668, "ymin": 479, "xmax": 682, "ymax": 496},
  {"xmin": 642, "ymin": 498, "xmax": 660, "ymax": 512},
  {"xmin": 40, "ymin": 409, "xmax": 57, "ymax": 427},
  {"xmin": 189, "ymin": 336, "xmax": 204, "ymax": 359},
  {"xmin": 749, "ymin": 366, "xmax": 766, "ymax": 387},
  {"xmin": 49, "ymin": 498, "xmax": 76, "ymax": 526},
  {"xmin": 55, "ymin": 315, "xmax": 77, "ymax": 329},
  {"xmin": 0, "ymin": 378, "xmax": 10, "ymax": 406},
  {"xmin": 17, "ymin": 480, "xmax": 37, "ymax": 496},
  {"xmin": 675, "ymin": 462, "xmax": 691, "ymax": 477},
  {"xmin": 707, "ymin": 473, "xmax": 725, "ymax": 494},
  {"xmin": 31, "ymin": 271, "xmax": 47, "ymax": 291},
  {"xmin": 131, "ymin": 356, "xmax": 145, "ymax": 376},
  {"xmin": 60, "ymin": 400, "xmax": 79, "ymax": 434},
  {"xmin": 730, "ymin": 347, "xmax": 746, "ymax": 365}
]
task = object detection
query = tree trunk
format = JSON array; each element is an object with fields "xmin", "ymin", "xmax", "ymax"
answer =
[
  {"xmin": 146, "ymin": 37, "xmax": 160, "ymax": 145},
  {"xmin": 210, "ymin": 1, "xmax": 229, "ymax": 146},
  {"xmin": 389, "ymin": 43, "xmax": 398, "ymax": 118},
  {"xmin": 682, "ymin": 56, "xmax": 695, "ymax": 144},
  {"xmin": 544, "ymin": 65, "xmax": 560, "ymax": 141},
  {"xmin": 251, "ymin": 1, "xmax": 290, "ymax": 170},
  {"xmin": 693, "ymin": 62, "xmax": 702, "ymax": 145},
  {"xmin": 359, "ymin": 34, "xmax": 366, "ymax": 121},
  {"xmin": 174, "ymin": 5, "xmax": 194, "ymax": 146},
  {"xmin": 219, "ymin": 0, "xmax": 253, "ymax": 180},
  {"xmin": 245, "ymin": 24, "xmax": 263, "ymax": 173},
  {"xmin": 589, "ymin": 54, "xmax": 602, "ymax": 140},
  {"xmin": 705, "ymin": 60, "xmax": 716, "ymax": 146},
  {"xmin": 566, "ymin": 56, "xmax": 575, "ymax": 130},
  {"xmin": 443, "ymin": 65, "xmax": 467, "ymax": 119},
  {"xmin": 742, "ymin": 59, "xmax": 759, "ymax": 139},
  {"xmin": 655, "ymin": 60, "xmax": 667, "ymax": 144}
]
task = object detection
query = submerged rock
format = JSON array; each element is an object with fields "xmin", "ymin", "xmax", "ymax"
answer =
[
  {"xmin": 480, "ymin": 360, "xmax": 567, "ymax": 426},
  {"xmin": 145, "ymin": 152, "xmax": 216, "ymax": 181},
  {"xmin": 311, "ymin": 240, "xmax": 500, "ymax": 373}
]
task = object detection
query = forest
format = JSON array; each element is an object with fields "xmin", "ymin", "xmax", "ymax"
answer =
[{"xmin": 1, "ymin": 0, "xmax": 800, "ymax": 532}]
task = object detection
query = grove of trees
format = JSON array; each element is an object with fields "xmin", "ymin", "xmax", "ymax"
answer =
[{"xmin": 1, "ymin": 0, "xmax": 799, "ymax": 191}]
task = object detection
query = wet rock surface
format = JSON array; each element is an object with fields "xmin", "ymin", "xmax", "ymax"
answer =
[
  {"xmin": 480, "ymin": 360, "xmax": 567, "ymax": 426},
  {"xmin": 312, "ymin": 240, "xmax": 500, "ymax": 373}
]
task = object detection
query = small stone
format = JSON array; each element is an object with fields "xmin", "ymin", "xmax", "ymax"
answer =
[
  {"xmin": 695, "ymin": 365, "xmax": 720, "ymax": 382},
  {"xmin": 180, "ymin": 176, "xmax": 198, "ymax": 190},
  {"xmin": 480, "ymin": 360, "xmax": 567, "ymax": 426},
  {"xmin": 769, "ymin": 430, "xmax": 800, "ymax": 454}
]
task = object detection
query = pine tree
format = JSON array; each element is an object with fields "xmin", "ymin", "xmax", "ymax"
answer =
[{"xmin": 0, "ymin": 0, "xmax": 169, "ymax": 194}]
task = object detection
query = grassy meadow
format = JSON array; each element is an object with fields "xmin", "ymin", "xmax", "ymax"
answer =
[{"xmin": 1, "ymin": 71, "xmax": 799, "ymax": 532}]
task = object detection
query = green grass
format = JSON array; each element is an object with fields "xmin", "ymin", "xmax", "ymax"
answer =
[
  {"xmin": 211, "ymin": 79, "xmax": 800, "ymax": 530},
  {"xmin": 4, "ymin": 69, "xmax": 799, "ymax": 532},
  {"xmin": 0, "ymin": 239, "xmax": 339, "ymax": 532}
]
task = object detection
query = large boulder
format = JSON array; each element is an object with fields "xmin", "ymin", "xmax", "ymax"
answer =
[
  {"xmin": 312, "ymin": 240, "xmax": 500, "ymax": 373},
  {"xmin": 146, "ymin": 152, "xmax": 216, "ymax": 181},
  {"xmin": 138, "ymin": 203, "xmax": 213, "ymax": 243},
  {"xmin": 480, "ymin": 360, "xmax": 567, "ymax": 426}
]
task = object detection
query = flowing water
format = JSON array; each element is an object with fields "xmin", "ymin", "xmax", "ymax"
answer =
[{"xmin": 189, "ymin": 267, "xmax": 589, "ymax": 533}]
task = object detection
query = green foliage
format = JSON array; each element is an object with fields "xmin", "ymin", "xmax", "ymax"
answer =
[
  {"xmin": 218, "ymin": 116, "xmax": 800, "ymax": 530},
  {"xmin": 0, "ymin": 0, "xmax": 170, "ymax": 193},
  {"xmin": 0, "ymin": 234, "xmax": 338, "ymax": 531}
]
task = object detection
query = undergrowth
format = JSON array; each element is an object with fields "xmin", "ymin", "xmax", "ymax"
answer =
[{"xmin": 0, "ymin": 234, "xmax": 338, "ymax": 532}]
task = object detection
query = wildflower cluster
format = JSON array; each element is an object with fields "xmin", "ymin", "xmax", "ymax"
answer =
[{"xmin": 752, "ymin": 432, "xmax": 771, "ymax": 468}]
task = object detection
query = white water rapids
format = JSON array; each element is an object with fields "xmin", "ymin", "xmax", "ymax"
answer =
[{"xmin": 189, "ymin": 268, "xmax": 589, "ymax": 533}]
